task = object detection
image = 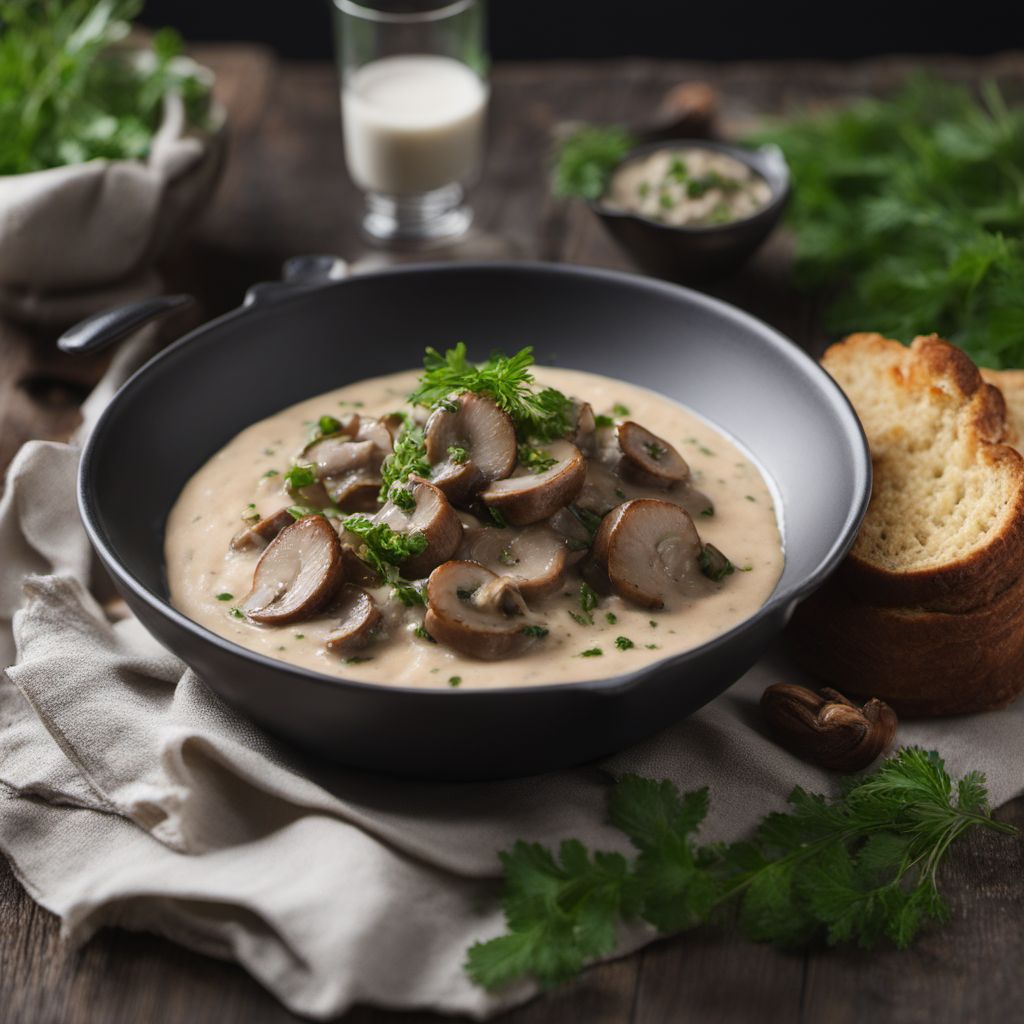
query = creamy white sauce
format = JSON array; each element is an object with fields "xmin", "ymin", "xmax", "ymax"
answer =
[
  {"xmin": 605, "ymin": 147, "xmax": 772, "ymax": 227},
  {"xmin": 165, "ymin": 367, "xmax": 783, "ymax": 690},
  {"xmin": 342, "ymin": 55, "xmax": 487, "ymax": 196}
]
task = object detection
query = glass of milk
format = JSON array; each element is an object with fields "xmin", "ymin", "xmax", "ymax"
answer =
[{"xmin": 333, "ymin": 0, "xmax": 488, "ymax": 246}]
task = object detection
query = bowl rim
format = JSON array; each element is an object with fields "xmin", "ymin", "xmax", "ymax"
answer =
[
  {"xmin": 588, "ymin": 138, "xmax": 791, "ymax": 236},
  {"xmin": 78, "ymin": 259, "xmax": 869, "ymax": 700}
]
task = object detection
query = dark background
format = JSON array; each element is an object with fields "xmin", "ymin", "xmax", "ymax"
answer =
[{"xmin": 138, "ymin": 1, "xmax": 1019, "ymax": 61}]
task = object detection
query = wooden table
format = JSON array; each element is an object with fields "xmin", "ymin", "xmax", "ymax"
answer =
[{"xmin": 2, "ymin": 49, "xmax": 1023, "ymax": 1024}]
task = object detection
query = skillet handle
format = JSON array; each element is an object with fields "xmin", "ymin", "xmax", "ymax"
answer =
[
  {"xmin": 244, "ymin": 254, "xmax": 348, "ymax": 306},
  {"xmin": 57, "ymin": 294, "xmax": 195, "ymax": 355}
]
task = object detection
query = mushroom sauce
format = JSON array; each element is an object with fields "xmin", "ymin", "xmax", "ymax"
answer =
[
  {"xmin": 605, "ymin": 147, "xmax": 772, "ymax": 227},
  {"xmin": 166, "ymin": 363, "xmax": 783, "ymax": 689}
]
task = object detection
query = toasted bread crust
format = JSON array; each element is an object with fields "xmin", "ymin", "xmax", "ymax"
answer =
[
  {"xmin": 788, "ymin": 570, "xmax": 1024, "ymax": 716},
  {"xmin": 822, "ymin": 333, "xmax": 1024, "ymax": 613},
  {"xmin": 981, "ymin": 367, "xmax": 1024, "ymax": 447}
]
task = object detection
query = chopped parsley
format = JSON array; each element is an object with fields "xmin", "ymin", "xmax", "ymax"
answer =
[
  {"xmin": 605, "ymin": 612, "xmax": 618, "ymax": 625},
  {"xmin": 579, "ymin": 648, "xmax": 603, "ymax": 657},
  {"xmin": 644, "ymin": 441, "xmax": 666, "ymax": 461},
  {"xmin": 498, "ymin": 548, "xmax": 519, "ymax": 566},
  {"xmin": 284, "ymin": 463, "xmax": 317, "ymax": 491},
  {"xmin": 568, "ymin": 611, "xmax": 592, "ymax": 627},
  {"xmin": 614, "ymin": 636, "xmax": 634, "ymax": 650},
  {"xmin": 700, "ymin": 506, "xmax": 714, "ymax": 517},
  {"xmin": 262, "ymin": 469, "xmax": 280, "ymax": 478},
  {"xmin": 390, "ymin": 487, "xmax": 416, "ymax": 513},
  {"xmin": 317, "ymin": 414, "xmax": 343, "ymax": 437},
  {"xmin": 449, "ymin": 675, "xmax": 462, "ymax": 688},
  {"xmin": 521, "ymin": 625, "xmax": 550, "ymax": 638},
  {"xmin": 579, "ymin": 582, "xmax": 599, "ymax": 614},
  {"xmin": 489, "ymin": 507, "xmax": 509, "ymax": 529},
  {"xmin": 343, "ymin": 515, "xmax": 429, "ymax": 606},
  {"xmin": 414, "ymin": 624, "xmax": 436, "ymax": 642},
  {"xmin": 379, "ymin": 420, "xmax": 431, "ymax": 503},
  {"xmin": 447, "ymin": 444, "xmax": 469, "ymax": 464},
  {"xmin": 594, "ymin": 414, "xmax": 615, "ymax": 428},
  {"xmin": 612, "ymin": 403, "xmax": 630, "ymax": 417},
  {"xmin": 229, "ymin": 607, "xmax": 245, "ymax": 620},
  {"xmin": 517, "ymin": 443, "xmax": 558, "ymax": 474},
  {"xmin": 699, "ymin": 543, "xmax": 735, "ymax": 582},
  {"xmin": 746, "ymin": 495, "xmax": 757, "ymax": 502},
  {"xmin": 240, "ymin": 503, "xmax": 259, "ymax": 524},
  {"xmin": 215, "ymin": 592, "xmax": 233, "ymax": 601}
]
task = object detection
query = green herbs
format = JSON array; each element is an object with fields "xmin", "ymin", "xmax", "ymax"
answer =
[
  {"xmin": 699, "ymin": 543, "xmax": 735, "ymax": 582},
  {"xmin": 284, "ymin": 463, "xmax": 317, "ymax": 492},
  {"xmin": 228, "ymin": 607, "xmax": 244, "ymax": 620},
  {"xmin": 570, "ymin": 582, "xmax": 600, "ymax": 626},
  {"xmin": 614, "ymin": 636, "xmax": 634, "ymax": 650},
  {"xmin": 215, "ymin": 592, "xmax": 233, "ymax": 602},
  {"xmin": 593, "ymin": 414, "xmax": 615, "ymax": 429},
  {"xmin": 408, "ymin": 344, "xmax": 574, "ymax": 442},
  {"xmin": 605, "ymin": 612, "xmax": 618, "ymax": 625},
  {"xmin": 612, "ymin": 403, "xmax": 630, "ymax": 417},
  {"xmin": 449, "ymin": 675, "xmax": 462, "ymax": 688},
  {"xmin": 644, "ymin": 441, "xmax": 666, "ymax": 461},
  {"xmin": 465, "ymin": 748, "xmax": 1016, "ymax": 990},
  {"xmin": 518, "ymin": 443, "xmax": 558, "ymax": 474},
  {"xmin": 553, "ymin": 124, "xmax": 637, "ymax": 200},
  {"xmin": 447, "ymin": 444, "xmax": 469, "ymax": 464},
  {"xmin": 489, "ymin": 507, "xmax": 509, "ymax": 529},
  {"xmin": 750, "ymin": 77, "xmax": 1024, "ymax": 368},
  {"xmin": 343, "ymin": 515, "xmax": 427, "ymax": 607},
  {"xmin": 262, "ymin": 469, "xmax": 280, "ymax": 479},
  {"xmin": 579, "ymin": 648, "xmax": 603, "ymax": 657},
  {"xmin": 414, "ymin": 624, "xmax": 435, "ymax": 642},
  {"xmin": 317, "ymin": 414, "xmax": 343, "ymax": 437},
  {"xmin": 378, "ymin": 420, "xmax": 431, "ymax": 503},
  {"xmin": 240, "ymin": 503, "xmax": 259, "ymax": 524},
  {"xmin": 0, "ymin": 1, "xmax": 212, "ymax": 176},
  {"xmin": 390, "ymin": 487, "xmax": 416, "ymax": 513},
  {"xmin": 521, "ymin": 625, "xmax": 550, "ymax": 638}
]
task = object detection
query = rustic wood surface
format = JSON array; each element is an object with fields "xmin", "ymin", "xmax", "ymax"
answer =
[{"xmin": 2, "ymin": 47, "xmax": 1023, "ymax": 1024}]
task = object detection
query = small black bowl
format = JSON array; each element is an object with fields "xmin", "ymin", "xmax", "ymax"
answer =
[{"xmin": 589, "ymin": 139, "xmax": 791, "ymax": 281}]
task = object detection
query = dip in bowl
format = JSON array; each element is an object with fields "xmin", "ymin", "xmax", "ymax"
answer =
[{"xmin": 591, "ymin": 140, "xmax": 790, "ymax": 281}]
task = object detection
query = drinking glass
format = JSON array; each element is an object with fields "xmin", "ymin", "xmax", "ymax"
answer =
[{"xmin": 332, "ymin": 0, "xmax": 488, "ymax": 246}]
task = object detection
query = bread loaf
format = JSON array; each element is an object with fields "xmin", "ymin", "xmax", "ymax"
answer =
[{"xmin": 788, "ymin": 333, "xmax": 1024, "ymax": 716}]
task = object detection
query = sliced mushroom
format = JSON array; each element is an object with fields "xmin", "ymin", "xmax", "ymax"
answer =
[
  {"xmin": 354, "ymin": 415, "xmax": 395, "ymax": 454},
  {"xmin": 617, "ymin": 421, "xmax": 689, "ymax": 489},
  {"xmin": 231, "ymin": 507, "xmax": 296, "ymax": 551},
  {"xmin": 325, "ymin": 585, "xmax": 382, "ymax": 653},
  {"xmin": 239, "ymin": 515, "xmax": 343, "ymax": 624},
  {"xmin": 459, "ymin": 524, "xmax": 569, "ymax": 599},
  {"xmin": 374, "ymin": 478, "xmax": 463, "ymax": 579},
  {"xmin": 305, "ymin": 437, "xmax": 378, "ymax": 479},
  {"xmin": 325, "ymin": 467, "xmax": 381, "ymax": 512},
  {"xmin": 339, "ymin": 544, "xmax": 382, "ymax": 587},
  {"xmin": 424, "ymin": 393, "xmax": 517, "ymax": 505},
  {"xmin": 547, "ymin": 507, "xmax": 592, "ymax": 562},
  {"xmin": 480, "ymin": 440, "xmax": 587, "ymax": 526},
  {"xmin": 592, "ymin": 498, "xmax": 704, "ymax": 609},
  {"xmin": 424, "ymin": 560, "xmax": 533, "ymax": 660},
  {"xmin": 572, "ymin": 400, "xmax": 598, "ymax": 455},
  {"xmin": 575, "ymin": 459, "xmax": 626, "ymax": 518}
]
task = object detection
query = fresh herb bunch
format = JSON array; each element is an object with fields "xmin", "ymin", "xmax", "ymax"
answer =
[
  {"xmin": 465, "ymin": 747, "xmax": 1016, "ymax": 990},
  {"xmin": 378, "ymin": 419, "xmax": 431, "ymax": 503},
  {"xmin": 0, "ymin": 0, "xmax": 211, "ymax": 175},
  {"xmin": 750, "ymin": 76, "xmax": 1024, "ymax": 367},
  {"xmin": 343, "ymin": 515, "xmax": 427, "ymax": 606},
  {"xmin": 553, "ymin": 124, "xmax": 637, "ymax": 201},
  {"xmin": 408, "ymin": 344, "xmax": 574, "ymax": 442}
]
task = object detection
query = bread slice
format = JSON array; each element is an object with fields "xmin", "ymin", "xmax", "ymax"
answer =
[
  {"xmin": 790, "ymin": 567, "xmax": 1024, "ymax": 715},
  {"xmin": 821, "ymin": 333, "xmax": 1024, "ymax": 613},
  {"xmin": 981, "ymin": 367, "xmax": 1024, "ymax": 447}
]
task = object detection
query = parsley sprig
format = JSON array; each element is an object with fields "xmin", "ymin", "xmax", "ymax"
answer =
[
  {"xmin": 465, "ymin": 748, "xmax": 1016, "ymax": 990},
  {"xmin": 343, "ymin": 515, "xmax": 427, "ymax": 606},
  {"xmin": 408, "ymin": 344, "xmax": 573, "ymax": 442},
  {"xmin": 553, "ymin": 124, "xmax": 636, "ymax": 201}
]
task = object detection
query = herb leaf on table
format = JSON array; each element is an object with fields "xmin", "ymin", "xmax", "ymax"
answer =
[
  {"xmin": 750, "ymin": 77, "xmax": 1024, "ymax": 368},
  {"xmin": 465, "ymin": 747, "xmax": 1017, "ymax": 990}
]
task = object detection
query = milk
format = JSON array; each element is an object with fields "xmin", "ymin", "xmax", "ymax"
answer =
[{"xmin": 342, "ymin": 54, "xmax": 487, "ymax": 196}]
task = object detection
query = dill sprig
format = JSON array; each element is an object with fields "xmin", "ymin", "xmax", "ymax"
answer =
[
  {"xmin": 465, "ymin": 747, "xmax": 1016, "ymax": 990},
  {"xmin": 408, "ymin": 344, "xmax": 574, "ymax": 442},
  {"xmin": 750, "ymin": 76, "xmax": 1024, "ymax": 368}
]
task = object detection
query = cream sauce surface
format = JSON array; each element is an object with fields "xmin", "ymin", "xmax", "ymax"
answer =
[{"xmin": 165, "ymin": 367, "xmax": 784, "ymax": 689}]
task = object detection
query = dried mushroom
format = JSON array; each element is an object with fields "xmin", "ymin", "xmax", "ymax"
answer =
[{"xmin": 760, "ymin": 683, "xmax": 898, "ymax": 773}]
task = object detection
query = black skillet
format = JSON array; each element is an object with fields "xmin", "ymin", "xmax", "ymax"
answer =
[{"xmin": 63, "ymin": 259, "xmax": 870, "ymax": 780}]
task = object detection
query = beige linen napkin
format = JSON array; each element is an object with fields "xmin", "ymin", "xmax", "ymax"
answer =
[
  {"xmin": 0, "ymin": 88, "xmax": 224, "ymax": 327},
  {"xmin": 1, "ymin": 438, "xmax": 1022, "ymax": 1015}
]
